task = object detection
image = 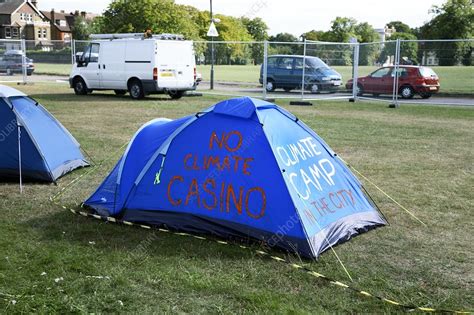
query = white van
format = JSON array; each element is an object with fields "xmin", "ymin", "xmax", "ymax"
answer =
[{"xmin": 69, "ymin": 33, "xmax": 197, "ymax": 100}]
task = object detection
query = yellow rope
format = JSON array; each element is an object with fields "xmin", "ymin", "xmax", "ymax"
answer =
[{"xmin": 337, "ymin": 156, "xmax": 427, "ymax": 227}]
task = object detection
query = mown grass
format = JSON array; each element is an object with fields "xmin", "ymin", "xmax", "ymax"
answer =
[{"xmin": 0, "ymin": 82, "xmax": 472, "ymax": 313}]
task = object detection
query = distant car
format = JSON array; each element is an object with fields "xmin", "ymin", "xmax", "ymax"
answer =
[
  {"xmin": 259, "ymin": 55, "xmax": 342, "ymax": 93},
  {"xmin": 0, "ymin": 51, "xmax": 34, "ymax": 76},
  {"xmin": 346, "ymin": 65, "xmax": 440, "ymax": 99}
]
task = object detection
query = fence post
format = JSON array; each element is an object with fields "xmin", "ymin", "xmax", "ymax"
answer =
[
  {"xmin": 352, "ymin": 43, "xmax": 360, "ymax": 101},
  {"xmin": 262, "ymin": 40, "xmax": 268, "ymax": 100},
  {"xmin": 71, "ymin": 39, "xmax": 75, "ymax": 65},
  {"xmin": 301, "ymin": 39, "xmax": 307, "ymax": 100},
  {"xmin": 390, "ymin": 38, "xmax": 401, "ymax": 108},
  {"xmin": 21, "ymin": 39, "xmax": 27, "ymax": 84}
]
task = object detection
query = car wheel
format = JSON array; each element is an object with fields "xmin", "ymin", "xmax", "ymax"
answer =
[
  {"xmin": 73, "ymin": 78, "xmax": 88, "ymax": 95},
  {"xmin": 6, "ymin": 67, "xmax": 12, "ymax": 76},
  {"xmin": 420, "ymin": 93, "xmax": 432, "ymax": 99},
  {"xmin": 168, "ymin": 90, "xmax": 185, "ymax": 100},
  {"xmin": 310, "ymin": 84, "xmax": 319, "ymax": 94},
  {"xmin": 129, "ymin": 80, "xmax": 144, "ymax": 100},
  {"xmin": 356, "ymin": 83, "xmax": 364, "ymax": 96},
  {"xmin": 114, "ymin": 90, "xmax": 127, "ymax": 96},
  {"xmin": 265, "ymin": 80, "xmax": 276, "ymax": 92},
  {"xmin": 400, "ymin": 85, "xmax": 414, "ymax": 99}
]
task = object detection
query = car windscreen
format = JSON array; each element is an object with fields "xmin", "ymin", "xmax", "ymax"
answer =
[
  {"xmin": 306, "ymin": 57, "xmax": 329, "ymax": 69},
  {"xmin": 419, "ymin": 67, "xmax": 437, "ymax": 77}
]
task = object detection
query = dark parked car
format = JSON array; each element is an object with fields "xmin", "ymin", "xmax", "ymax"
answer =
[
  {"xmin": 260, "ymin": 55, "xmax": 342, "ymax": 93},
  {"xmin": 346, "ymin": 65, "xmax": 440, "ymax": 99},
  {"xmin": 0, "ymin": 51, "xmax": 34, "ymax": 76}
]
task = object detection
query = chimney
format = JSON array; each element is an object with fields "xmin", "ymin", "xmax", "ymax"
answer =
[
  {"xmin": 80, "ymin": 11, "xmax": 86, "ymax": 19},
  {"xmin": 31, "ymin": 0, "xmax": 38, "ymax": 8},
  {"xmin": 50, "ymin": 9, "xmax": 55, "ymax": 26},
  {"xmin": 74, "ymin": 10, "xmax": 79, "ymax": 17}
]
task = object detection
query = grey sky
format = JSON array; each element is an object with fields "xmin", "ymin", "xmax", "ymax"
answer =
[{"xmin": 36, "ymin": 0, "xmax": 446, "ymax": 36}]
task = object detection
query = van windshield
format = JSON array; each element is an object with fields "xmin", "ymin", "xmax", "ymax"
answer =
[{"xmin": 306, "ymin": 57, "xmax": 329, "ymax": 69}]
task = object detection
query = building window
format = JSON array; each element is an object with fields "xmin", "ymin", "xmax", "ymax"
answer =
[
  {"xmin": 12, "ymin": 28, "xmax": 18, "ymax": 38},
  {"xmin": 38, "ymin": 28, "xmax": 42, "ymax": 38},
  {"xmin": 42, "ymin": 28, "xmax": 47, "ymax": 38},
  {"xmin": 20, "ymin": 13, "xmax": 24, "ymax": 21},
  {"xmin": 26, "ymin": 14, "xmax": 33, "ymax": 22},
  {"xmin": 5, "ymin": 27, "xmax": 11, "ymax": 38}
]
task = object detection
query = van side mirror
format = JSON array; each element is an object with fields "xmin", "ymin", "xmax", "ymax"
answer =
[{"xmin": 75, "ymin": 53, "xmax": 85, "ymax": 67}]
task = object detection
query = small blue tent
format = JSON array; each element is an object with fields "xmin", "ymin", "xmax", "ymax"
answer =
[
  {"xmin": 0, "ymin": 85, "xmax": 88, "ymax": 183},
  {"xmin": 85, "ymin": 97, "xmax": 386, "ymax": 258}
]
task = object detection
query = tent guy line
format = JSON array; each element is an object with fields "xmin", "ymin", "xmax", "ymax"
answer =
[
  {"xmin": 336, "ymin": 156, "xmax": 427, "ymax": 227},
  {"xmin": 50, "ymin": 199, "xmax": 471, "ymax": 314},
  {"xmin": 47, "ymin": 102, "xmax": 469, "ymax": 314}
]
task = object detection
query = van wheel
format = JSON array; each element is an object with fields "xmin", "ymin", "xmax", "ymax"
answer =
[
  {"xmin": 73, "ymin": 78, "xmax": 88, "ymax": 95},
  {"xmin": 114, "ymin": 90, "xmax": 127, "ymax": 96},
  {"xmin": 420, "ymin": 93, "xmax": 432, "ymax": 99},
  {"xmin": 310, "ymin": 84, "xmax": 320, "ymax": 94},
  {"xmin": 168, "ymin": 90, "xmax": 185, "ymax": 100},
  {"xmin": 128, "ymin": 80, "xmax": 144, "ymax": 100},
  {"xmin": 400, "ymin": 85, "xmax": 414, "ymax": 99},
  {"xmin": 265, "ymin": 80, "xmax": 275, "ymax": 92}
]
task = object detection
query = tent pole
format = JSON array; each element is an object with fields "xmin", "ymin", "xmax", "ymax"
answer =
[{"xmin": 17, "ymin": 122, "xmax": 23, "ymax": 194}]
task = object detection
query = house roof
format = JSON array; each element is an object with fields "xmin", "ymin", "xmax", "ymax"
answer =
[
  {"xmin": 41, "ymin": 10, "xmax": 72, "ymax": 32},
  {"xmin": 0, "ymin": 0, "xmax": 45, "ymax": 18},
  {"xmin": 0, "ymin": 0, "xmax": 24, "ymax": 14}
]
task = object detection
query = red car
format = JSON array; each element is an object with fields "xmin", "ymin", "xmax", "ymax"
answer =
[{"xmin": 346, "ymin": 66, "xmax": 440, "ymax": 99}]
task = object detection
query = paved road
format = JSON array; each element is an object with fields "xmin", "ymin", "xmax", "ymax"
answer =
[{"xmin": 5, "ymin": 74, "xmax": 472, "ymax": 106}]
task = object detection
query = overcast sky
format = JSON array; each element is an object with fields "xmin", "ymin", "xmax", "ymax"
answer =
[{"xmin": 37, "ymin": 0, "xmax": 446, "ymax": 36}]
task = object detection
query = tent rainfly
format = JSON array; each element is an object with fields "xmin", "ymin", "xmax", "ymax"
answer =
[
  {"xmin": 0, "ymin": 85, "xmax": 88, "ymax": 188},
  {"xmin": 85, "ymin": 97, "xmax": 386, "ymax": 258}
]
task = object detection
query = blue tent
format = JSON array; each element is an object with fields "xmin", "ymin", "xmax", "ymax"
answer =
[
  {"xmin": 0, "ymin": 85, "xmax": 88, "ymax": 183},
  {"xmin": 85, "ymin": 97, "xmax": 386, "ymax": 258}
]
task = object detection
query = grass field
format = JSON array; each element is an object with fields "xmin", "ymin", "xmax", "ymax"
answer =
[
  {"xmin": 0, "ymin": 83, "xmax": 472, "ymax": 313},
  {"xmin": 34, "ymin": 63, "xmax": 473, "ymax": 95}
]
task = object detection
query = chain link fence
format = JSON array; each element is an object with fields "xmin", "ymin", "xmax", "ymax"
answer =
[{"xmin": 1, "ymin": 38, "xmax": 471, "ymax": 106}]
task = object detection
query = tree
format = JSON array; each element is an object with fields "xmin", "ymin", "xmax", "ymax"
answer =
[
  {"xmin": 89, "ymin": 16, "xmax": 105, "ymax": 35},
  {"xmin": 101, "ymin": 0, "xmax": 199, "ymax": 39},
  {"xmin": 213, "ymin": 15, "xmax": 253, "ymax": 65},
  {"xmin": 268, "ymin": 33, "xmax": 299, "ymax": 55},
  {"xmin": 419, "ymin": 0, "xmax": 473, "ymax": 65},
  {"xmin": 301, "ymin": 30, "xmax": 327, "ymax": 41},
  {"xmin": 325, "ymin": 17, "xmax": 358, "ymax": 42},
  {"xmin": 354, "ymin": 22, "xmax": 381, "ymax": 65},
  {"xmin": 241, "ymin": 17, "xmax": 268, "ymax": 64},
  {"xmin": 386, "ymin": 21, "xmax": 412, "ymax": 34},
  {"xmin": 378, "ymin": 32, "xmax": 418, "ymax": 64},
  {"xmin": 72, "ymin": 16, "xmax": 90, "ymax": 40},
  {"xmin": 269, "ymin": 32, "xmax": 298, "ymax": 42}
]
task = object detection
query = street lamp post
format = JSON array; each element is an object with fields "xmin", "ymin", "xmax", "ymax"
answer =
[{"xmin": 210, "ymin": 0, "xmax": 215, "ymax": 90}]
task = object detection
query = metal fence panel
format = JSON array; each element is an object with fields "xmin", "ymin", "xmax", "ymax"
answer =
[
  {"xmin": 4, "ymin": 38, "xmax": 470, "ymax": 106},
  {"xmin": 194, "ymin": 41, "xmax": 264, "ymax": 98},
  {"xmin": 0, "ymin": 39, "xmax": 26, "ymax": 83},
  {"xmin": 24, "ymin": 40, "xmax": 72, "ymax": 84},
  {"xmin": 303, "ymin": 40, "xmax": 355, "ymax": 101}
]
